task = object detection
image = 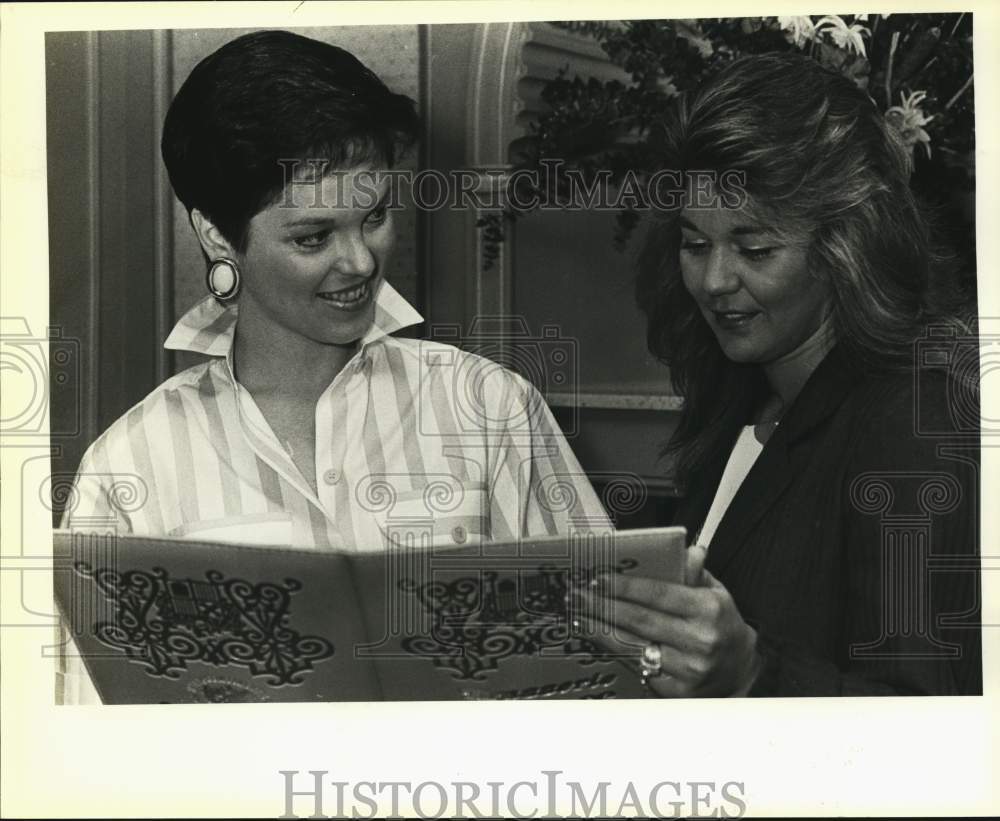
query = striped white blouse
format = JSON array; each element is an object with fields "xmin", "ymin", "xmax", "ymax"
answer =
[
  {"xmin": 57, "ymin": 281, "xmax": 609, "ymax": 703},
  {"xmin": 61, "ymin": 280, "xmax": 609, "ymax": 549}
]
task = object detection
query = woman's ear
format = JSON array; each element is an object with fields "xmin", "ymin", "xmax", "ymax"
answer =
[{"xmin": 190, "ymin": 209, "xmax": 237, "ymax": 262}]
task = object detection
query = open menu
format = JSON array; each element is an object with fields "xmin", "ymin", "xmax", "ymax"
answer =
[{"xmin": 52, "ymin": 527, "xmax": 687, "ymax": 703}]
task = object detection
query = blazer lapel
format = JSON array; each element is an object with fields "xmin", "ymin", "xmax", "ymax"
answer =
[
  {"xmin": 704, "ymin": 424, "xmax": 792, "ymax": 575},
  {"xmin": 672, "ymin": 445, "xmax": 728, "ymax": 543},
  {"xmin": 704, "ymin": 346, "xmax": 862, "ymax": 576}
]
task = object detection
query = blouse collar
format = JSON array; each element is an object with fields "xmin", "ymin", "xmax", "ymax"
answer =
[{"xmin": 163, "ymin": 279, "xmax": 423, "ymax": 357}]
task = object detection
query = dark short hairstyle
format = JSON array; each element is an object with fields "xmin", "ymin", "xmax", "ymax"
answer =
[
  {"xmin": 635, "ymin": 52, "xmax": 973, "ymax": 488},
  {"xmin": 161, "ymin": 29, "xmax": 419, "ymax": 249}
]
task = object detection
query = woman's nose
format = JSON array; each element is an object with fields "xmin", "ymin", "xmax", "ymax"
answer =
[
  {"xmin": 333, "ymin": 231, "xmax": 376, "ymax": 278},
  {"xmin": 701, "ymin": 248, "xmax": 741, "ymax": 296}
]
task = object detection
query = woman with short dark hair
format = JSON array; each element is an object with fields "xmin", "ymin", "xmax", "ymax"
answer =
[
  {"xmin": 161, "ymin": 30, "xmax": 418, "ymax": 254},
  {"xmin": 60, "ymin": 30, "xmax": 608, "ymax": 703},
  {"xmin": 574, "ymin": 52, "xmax": 980, "ymax": 697}
]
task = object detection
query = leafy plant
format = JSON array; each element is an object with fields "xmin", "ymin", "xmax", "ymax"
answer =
[{"xmin": 486, "ymin": 14, "xmax": 975, "ymax": 285}]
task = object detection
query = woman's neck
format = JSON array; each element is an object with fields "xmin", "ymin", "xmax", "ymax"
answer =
[
  {"xmin": 762, "ymin": 316, "xmax": 836, "ymax": 411},
  {"xmin": 232, "ymin": 302, "xmax": 359, "ymax": 400}
]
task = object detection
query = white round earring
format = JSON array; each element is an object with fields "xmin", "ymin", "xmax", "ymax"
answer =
[{"xmin": 206, "ymin": 257, "xmax": 241, "ymax": 301}]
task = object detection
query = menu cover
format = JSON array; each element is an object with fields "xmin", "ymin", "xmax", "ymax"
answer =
[{"xmin": 52, "ymin": 527, "xmax": 687, "ymax": 703}]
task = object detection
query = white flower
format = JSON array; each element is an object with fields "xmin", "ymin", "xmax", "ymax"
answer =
[
  {"xmin": 778, "ymin": 16, "xmax": 817, "ymax": 49},
  {"xmin": 655, "ymin": 75, "xmax": 680, "ymax": 97},
  {"xmin": 886, "ymin": 90, "xmax": 935, "ymax": 158},
  {"xmin": 816, "ymin": 15, "xmax": 871, "ymax": 57},
  {"xmin": 675, "ymin": 19, "xmax": 714, "ymax": 58}
]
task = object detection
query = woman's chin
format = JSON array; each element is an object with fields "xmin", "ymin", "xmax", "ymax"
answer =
[
  {"xmin": 294, "ymin": 307, "xmax": 375, "ymax": 348},
  {"xmin": 324, "ymin": 318, "xmax": 374, "ymax": 347},
  {"xmin": 716, "ymin": 336, "xmax": 768, "ymax": 365}
]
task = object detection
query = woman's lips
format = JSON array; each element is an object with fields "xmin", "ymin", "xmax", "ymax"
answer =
[
  {"xmin": 316, "ymin": 278, "xmax": 374, "ymax": 311},
  {"xmin": 711, "ymin": 309, "xmax": 761, "ymax": 331}
]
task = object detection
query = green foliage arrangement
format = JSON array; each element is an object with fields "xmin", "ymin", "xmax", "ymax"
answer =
[{"xmin": 487, "ymin": 14, "xmax": 975, "ymax": 283}]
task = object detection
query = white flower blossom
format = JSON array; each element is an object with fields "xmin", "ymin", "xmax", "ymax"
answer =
[
  {"xmin": 886, "ymin": 89, "xmax": 935, "ymax": 158},
  {"xmin": 675, "ymin": 19, "xmax": 714, "ymax": 58},
  {"xmin": 778, "ymin": 16, "xmax": 817, "ymax": 49},
  {"xmin": 816, "ymin": 15, "xmax": 871, "ymax": 58}
]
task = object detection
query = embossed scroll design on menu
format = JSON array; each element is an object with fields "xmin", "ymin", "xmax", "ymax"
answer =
[
  {"xmin": 73, "ymin": 563, "xmax": 335, "ymax": 685},
  {"xmin": 399, "ymin": 559, "xmax": 637, "ymax": 680}
]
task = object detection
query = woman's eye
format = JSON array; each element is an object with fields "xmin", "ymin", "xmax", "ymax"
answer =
[
  {"xmin": 740, "ymin": 247, "xmax": 775, "ymax": 261},
  {"xmin": 365, "ymin": 205, "xmax": 389, "ymax": 227},
  {"xmin": 293, "ymin": 230, "xmax": 329, "ymax": 249},
  {"xmin": 680, "ymin": 240, "xmax": 708, "ymax": 254}
]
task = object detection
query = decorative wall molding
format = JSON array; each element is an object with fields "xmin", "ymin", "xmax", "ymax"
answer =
[
  {"xmin": 46, "ymin": 30, "xmax": 166, "ymax": 523},
  {"xmin": 151, "ymin": 30, "xmax": 174, "ymax": 384},
  {"xmin": 467, "ymin": 21, "xmax": 630, "ymax": 165},
  {"xmin": 462, "ymin": 23, "xmax": 630, "ymax": 323},
  {"xmin": 516, "ymin": 23, "xmax": 631, "ymax": 139}
]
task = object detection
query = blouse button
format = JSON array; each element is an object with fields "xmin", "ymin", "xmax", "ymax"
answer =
[
  {"xmin": 452, "ymin": 526, "xmax": 467, "ymax": 544},
  {"xmin": 323, "ymin": 469, "xmax": 340, "ymax": 486}
]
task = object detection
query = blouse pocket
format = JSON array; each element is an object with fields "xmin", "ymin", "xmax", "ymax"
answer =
[
  {"xmin": 170, "ymin": 513, "xmax": 295, "ymax": 547},
  {"xmin": 358, "ymin": 476, "xmax": 489, "ymax": 549}
]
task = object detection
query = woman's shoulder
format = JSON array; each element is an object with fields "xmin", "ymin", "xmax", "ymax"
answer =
[
  {"xmin": 376, "ymin": 336, "xmax": 547, "ymax": 431},
  {"xmin": 835, "ymin": 357, "xmax": 976, "ymax": 475},
  {"xmin": 834, "ymin": 316, "xmax": 978, "ymax": 434},
  {"xmin": 83, "ymin": 359, "xmax": 224, "ymax": 458},
  {"xmin": 379, "ymin": 336, "xmax": 538, "ymax": 393},
  {"xmin": 847, "ymin": 357, "xmax": 970, "ymax": 435},
  {"xmin": 379, "ymin": 335, "xmax": 515, "ymax": 368}
]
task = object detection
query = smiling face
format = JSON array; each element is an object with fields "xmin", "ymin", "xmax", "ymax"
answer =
[
  {"xmin": 679, "ymin": 205, "xmax": 830, "ymax": 365},
  {"xmin": 234, "ymin": 164, "xmax": 395, "ymax": 348}
]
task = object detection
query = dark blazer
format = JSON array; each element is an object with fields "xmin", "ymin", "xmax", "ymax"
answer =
[{"xmin": 673, "ymin": 345, "xmax": 982, "ymax": 696}]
